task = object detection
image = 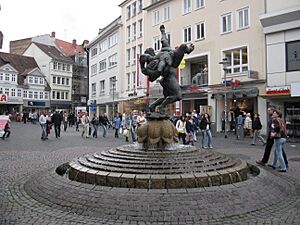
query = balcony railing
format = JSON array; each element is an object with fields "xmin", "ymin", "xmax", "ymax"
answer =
[{"xmin": 191, "ymin": 72, "xmax": 208, "ymax": 86}]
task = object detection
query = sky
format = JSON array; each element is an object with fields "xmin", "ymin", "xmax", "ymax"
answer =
[{"xmin": 0, "ymin": 0, "xmax": 123, "ymax": 52}]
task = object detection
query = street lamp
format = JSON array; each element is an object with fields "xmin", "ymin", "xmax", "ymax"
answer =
[
  {"xmin": 219, "ymin": 58, "xmax": 230, "ymax": 138},
  {"xmin": 111, "ymin": 77, "xmax": 117, "ymax": 118}
]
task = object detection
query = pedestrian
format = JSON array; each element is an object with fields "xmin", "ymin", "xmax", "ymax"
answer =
[
  {"xmin": 251, "ymin": 113, "xmax": 266, "ymax": 145},
  {"xmin": 269, "ymin": 110, "xmax": 288, "ymax": 172},
  {"xmin": 99, "ymin": 113, "xmax": 110, "ymax": 137},
  {"xmin": 176, "ymin": 115, "xmax": 187, "ymax": 145},
  {"xmin": 199, "ymin": 113, "xmax": 213, "ymax": 148},
  {"xmin": 39, "ymin": 111, "xmax": 47, "ymax": 140},
  {"xmin": 75, "ymin": 114, "xmax": 80, "ymax": 132},
  {"xmin": 256, "ymin": 106, "xmax": 288, "ymax": 168},
  {"xmin": 244, "ymin": 113, "xmax": 252, "ymax": 137},
  {"xmin": 186, "ymin": 115, "xmax": 196, "ymax": 146},
  {"xmin": 2, "ymin": 117, "xmax": 11, "ymax": 140},
  {"xmin": 51, "ymin": 111, "xmax": 62, "ymax": 138},
  {"xmin": 81, "ymin": 112, "xmax": 90, "ymax": 138},
  {"xmin": 137, "ymin": 111, "xmax": 146, "ymax": 127},
  {"xmin": 236, "ymin": 112, "xmax": 245, "ymax": 140},
  {"xmin": 63, "ymin": 112, "xmax": 68, "ymax": 132},
  {"xmin": 91, "ymin": 113, "xmax": 99, "ymax": 138},
  {"xmin": 113, "ymin": 113, "xmax": 121, "ymax": 138}
]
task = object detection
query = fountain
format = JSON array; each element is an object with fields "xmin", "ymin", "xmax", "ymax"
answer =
[{"xmin": 60, "ymin": 25, "xmax": 250, "ymax": 189}]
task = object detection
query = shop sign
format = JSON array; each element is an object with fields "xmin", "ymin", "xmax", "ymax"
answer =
[
  {"xmin": 0, "ymin": 94, "xmax": 8, "ymax": 103},
  {"xmin": 291, "ymin": 82, "xmax": 300, "ymax": 97},
  {"xmin": 266, "ymin": 86, "xmax": 290, "ymax": 95}
]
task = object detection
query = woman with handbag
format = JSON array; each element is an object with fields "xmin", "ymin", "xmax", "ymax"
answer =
[{"xmin": 176, "ymin": 116, "xmax": 187, "ymax": 145}]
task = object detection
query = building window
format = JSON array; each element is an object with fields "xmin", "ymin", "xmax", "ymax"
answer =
[
  {"xmin": 138, "ymin": 44, "xmax": 143, "ymax": 56},
  {"xmin": 12, "ymin": 74, "xmax": 16, "ymax": 82},
  {"xmin": 28, "ymin": 91, "xmax": 33, "ymax": 99},
  {"xmin": 221, "ymin": 13, "xmax": 232, "ymax": 34},
  {"xmin": 127, "ymin": 49, "xmax": 131, "ymax": 66},
  {"xmin": 183, "ymin": 0, "xmax": 191, "ymax": 14},
  {"xmin": 56, "ymin": 91, "xmax": 60, "ymax": 99},
  {"xmin": 53, "ymin": 62, "xmax": 58, "ymax": 70},
  {"xmin": 99, "ymin": 40, "xmax": 108, "ymax": 52},
  {"xmin": 62, "ymin": 77, "xmax": 65, "ymax": 85},
  {"xmin": 0, "ymin": 73, "xmax": 3, "ymax": 81},
  {"xmin": 92, "ymin": 83, "xmax": 96, "ymax": 97},
  {"xmin": 65, "ymin": 92, "xmax": 69, "ymax": 100},
  {"xmin": 62, "ymin": 64, "xmax": 66, "ymax": 71},
  {"xmin": 39, "ymin": 77, "xmax": 44, "ymax": 84},
  {"xmin": 17, "ymin": 89, "xmax": 22, "ymax": 97},
  {"xmin": 237, "ymin": 7, "xmax": 249, "ymax": 30},
  {"xmin": 127, "ymin": 73, "xmax": 130, "ymax": 91},
  {"xmin": 57, "ymin": 77, "xmax": 61, "ymax": 85},
  {"xmin": 58, "ymin": 63, "xmax": 62, "ymax": 70},
  {"xmin": 127, "ymin": 25, "xmax": 131, "ymax": 42},
  {"xmin": 99, "ymin": 59, "xmax": 107, "ymax": 72},
  {"xmin": 138, "ymin": 0, "xmax": 143, "ymax": 13},
  {"xmin": 34, "ymin": 77, "xmax": 39, "ymax": 84},
  {"xmin": 132, "ymin": 2, "xmax": 137, "ymax": 17},
  {"xmin": 132, "ymin": 22, "xmax": 137, "ymax": 40},
  {"xmin": 153, "ymin": 36, "xmax": 160, "ymax": 51},
  {"xmin": 11, "ymin": 88, "xmax": 16, "ymax": 97},
  {"xmin": 40, "ymin": 92, "xmax": 44, "ymax": 99},
  {"xmin": 66, "ymin": 78, "xmax": 69, "ymax": 86},
  {"xmin": 24, "ymin": 90, "xmax": 28, "ymax": 98},
  {"xmin": 100, "ymin": 80, "xmax": 105, "ymax": 96},
  {"xmin": 138, "ymin": 19, "xmax": 143, "ymax": 37},
  {"xmin": 183, "ymin": 26, "xmax": 192, "ymax": 43},
  {"xmin": 132, "ymin": 47, "xmax": 136, "ymax": 65},
  {"xmin": 52, "ymin": 91, "xmax": 55, "ymax": 99},
  {"xmin": 108, "ymin": 33, "xmax": 117, "ymax": 47},
  {"xmin": 127, "ymin": 5, "xmax": 131, "ymax": 19},
  {"xmin": 4, "ymin": 74, "xmax": 9, "ymax": 81},
  {"xmin": 61, "ymin": 92, "xmax": 65, "ymax": 100},
  {"xmin": 67, "ymin": 64, "xmax": 71, "ymax": 72},
  {"xmin": 45, "ymin": 92, "xmax": 49, "ymax": 99},
  {"xmin": 132, "ymin": 72, "xmax": 136, "ymax": 89},
  {"xmin": 109, "ymin": 77, "xmax": 117, "ymax": 93},
  {"xmin": 53, "ymin": 76, "xmax": 56, "ymax": 84},
  {"xmin": 153, "ymin": 10, "xmax": 160, "ymax": 26},
  {"xmin": 91, "ymin": 47, "xmax": 98, "ymax": 57},
  {"xmin": 4, "ymin": 88, "xmax": 9, "ymax": 96},
  {"xmin": 223, "ymin": 47, "xmax": 248, "ymax": 75},
  {"xmin": 163, "ymin": 6, "xmax": 170, "ymax": 21},
  {"xmin": 195, "ymin": 22, "xmax": 205, "ymax": 40},
  {"xmin": 29, "ymin": 76, "xmax": 33, "ymax": 83},
  {"xmin": 108, "ymin": 54, "xmax": 118, "ymax": 67},
  {"xmin": 34, "ymin": 91, "xmax": 38, "ymax": 99},
  {"xmin": 91, "ymin": 64, "xmax": 97, "ymax": 75},
  {"xmin": 195, "ymin": 0, "xmax": 204, "ymax": 9},
  {"xmin": 286, "ymin": 40, "xmax": 300, "ymax": 72}
]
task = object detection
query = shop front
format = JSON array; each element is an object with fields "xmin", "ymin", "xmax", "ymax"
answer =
[
  {"xmin": 50, "ymin": 100, "xmax": 72, "ymax": 112},
  {"xmin": 23, "ymin": 100, "xmax": 50, "ymax": 113}
]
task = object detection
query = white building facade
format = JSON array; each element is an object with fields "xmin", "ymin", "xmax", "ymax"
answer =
[{"xmin": 260, "ymin": 0, "xmax": 300, "ymax": 139}]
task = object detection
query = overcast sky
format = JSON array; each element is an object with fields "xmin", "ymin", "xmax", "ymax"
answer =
[{"xmin": 0, "ymin": 0, "xmax": 122, "ymax": 52}]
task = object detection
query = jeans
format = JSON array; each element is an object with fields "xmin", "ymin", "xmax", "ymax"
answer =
[
  {"xmin": 261, "ymin": 136, "xmax": 288, "ymax": 166},
  {"xmin": 236, "ymin": 125, "xmax": 244, "ymax": 139},
  {"xmin": 252, "ymin": 130, "xmax": 266, "ymax": 144},
  {"xmin": 40, "ymin": 124, "xmax": 47, "ymax": 140},
  {"xmin": 201, "ymin": 129, "xmax": 212, "ymax": 148},
  {"xmin": 92, "ymin": 124, "xmax": 98, "ymax": 138},
  {"xmin": 100, "ymin": 124, "xmax": 107, "ymax": 137},
  {"xmin": 64, "ymin": 122, "xmax": 68, "ymax": 131},
  {"xmin": 130, "ymin": 126, "xmax": 137, "ymax": 142},
  {"xmin": 272, "ymin": 138, "xmax": 287, "ymax": 170},
  {"xmin": 54, "ymin": 124, "xmax": 61, "ymax": 138}
]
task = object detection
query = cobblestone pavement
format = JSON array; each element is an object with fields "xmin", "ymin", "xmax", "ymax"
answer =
[{"xmin": 0, "ymin": 122, "xmax": 299, "ymax": 225}]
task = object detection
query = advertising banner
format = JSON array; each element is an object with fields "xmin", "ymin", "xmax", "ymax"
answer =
[{"xmin": 0, "ymin": 94, "xmax": 8, "ymax": 103}]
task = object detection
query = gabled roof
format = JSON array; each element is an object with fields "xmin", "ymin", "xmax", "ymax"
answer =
[
  {"xmin": 32, "ymin": 42, "xmax": 73, "ymax": 64},
  {"xmin": 0, "ymin": 52, "xmax": 39, "ymax": 85},
  {"xmin": 55, "ymin": 39, "xmax": 85, "ymax": 57},
  {"xmin": 0, "ymin": 52, "xmax": 38, "ymax": 73}
]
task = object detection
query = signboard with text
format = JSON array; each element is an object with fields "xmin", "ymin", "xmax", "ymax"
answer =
[
  {"xmin": 266, "ymin": 86, "xmax": 290, "ymax": 95},
  {"xmin": 0, "ymin": 94, "xmax": 8, "ymax": 103}
]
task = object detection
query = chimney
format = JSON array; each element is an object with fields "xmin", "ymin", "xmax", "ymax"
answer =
[
  {"xmin": 51, "ymin": 31, "xmax": 56, "ymax": 37},
  {"xmin": 72, "ymin": 39, "xmax": 77, "ymax": 46}
]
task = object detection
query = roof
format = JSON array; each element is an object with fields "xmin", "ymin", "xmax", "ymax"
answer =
[
  {"xmin": 0, "ymin": 52, "xmax": 39, "ymax": 85},
  {"xmin": 32, "ymin": 42, "xmax": 73, "ymax": 64},
  {"xmin": 55, "ymin": 39, "xmax": 85, "ymax": 57}
]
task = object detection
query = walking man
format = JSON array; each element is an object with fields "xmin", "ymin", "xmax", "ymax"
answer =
[
  {"xmin": 51, "ymin": 111, "xmax": 62, "ymax": 138},
  {"xmin": 39, "ymin": 111, "xmax": 47, "ymax": 140}
]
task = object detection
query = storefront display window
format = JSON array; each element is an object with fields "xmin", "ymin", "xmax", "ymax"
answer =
[{"xmin": 285, "ymin": 102, "xmax": 300, "ymax": 140}]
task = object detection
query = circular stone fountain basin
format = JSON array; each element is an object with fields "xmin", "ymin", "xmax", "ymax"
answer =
[{"xmin": 61, "ymin": 145, "xmax": 250, "ymax": 189}]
